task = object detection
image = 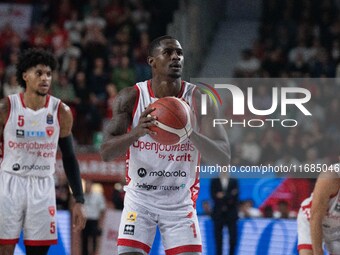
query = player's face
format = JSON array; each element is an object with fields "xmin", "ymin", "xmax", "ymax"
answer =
[
  {"xmin": 152, "ymin": 39, "xmax": 184, "ymax": 79},
  {"xmin": 23, "ymin": 64, "xmax": 52, "ymax": 96}
]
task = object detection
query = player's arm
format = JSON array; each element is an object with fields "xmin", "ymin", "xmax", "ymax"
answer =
[
  {"xmin": 0, "ymin": 98, "xmax": 9, "ymax": 137},
  {"xmin": 310, "ymin": 168, "xmax": 340, "ymax": 255},
  {"xmin": 189, "ymin": 89, "xmax": 230, "ymax": 165},
  {"xmin": 100, "ymin": 87, "xmax": 155, "ymax": 161},
  {"xmin": 58, "ymin": 102, "xmax": 86, "ymax": 231}
]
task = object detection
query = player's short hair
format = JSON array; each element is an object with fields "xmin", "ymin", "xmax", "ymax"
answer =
[
  {"xmin": 148, "ymin": 35, "xmax": 176, "ymax": 56},
  {"xmin": 16, "ymin": 48, "xmax": 58, "ymax": 89}
]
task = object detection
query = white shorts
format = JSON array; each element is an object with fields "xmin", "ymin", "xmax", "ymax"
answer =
[
  {"xmin": 297, "ymin": 205, "xmax": 312, "ymax": 252},
  {"xmin": 0, "ymin": 171, "xmax": 57, "ymax": 246},
  {"xmin": 117, "ymin": 200, "xmax": 202, "ymax": 254}
]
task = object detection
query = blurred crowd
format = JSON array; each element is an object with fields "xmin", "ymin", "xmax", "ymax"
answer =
[
  {"xmin": 2, "ymin": 0, "xmax": 337, "ymax": 164},
  {"xmin": 1, "ymin": 0, "xmax": 339, "ymax": 214},
  {"xmin": 230, "ymin": 0, "xmax": 340, "ymax": 169},
  {"xmin": 0, "ymin": 0, "xmax": 178, "ymax": 146}
]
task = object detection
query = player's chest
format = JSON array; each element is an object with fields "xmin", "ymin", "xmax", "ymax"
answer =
[{"xmin": 10, "ymin": 109, "xmax": 57, "ymax": 139}]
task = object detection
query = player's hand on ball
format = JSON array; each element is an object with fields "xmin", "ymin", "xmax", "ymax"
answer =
[{"xmin": 133, "ymin": 107, "xmax": 157, "ymax": 138}]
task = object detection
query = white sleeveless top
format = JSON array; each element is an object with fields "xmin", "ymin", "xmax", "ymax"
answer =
[
  {"xmin": 124, "ymin": 80, "xmax": 200, "ymax": 216},
  {"xmin": 0, "ymin": 94, "xmax": 61, "ymax": 177},
  {"xmin": 300, "ymin": 164, "xmax": 340, "ymax": 253}
]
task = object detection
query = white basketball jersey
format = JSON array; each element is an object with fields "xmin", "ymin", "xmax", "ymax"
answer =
[
  {"xmin": 0, "ymin": 94, "xmax": 61, "ymax": 177},
  {"xmin": 125, "ymin": 80, "xmax": 200, "ymax": 216},
  {"xmin": 299, "ymin": 164, "xmax": 340, "ymax": 253}
]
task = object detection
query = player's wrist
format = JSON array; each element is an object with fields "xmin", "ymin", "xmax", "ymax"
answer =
[
  {"xmin": 74, "ymin": 196, "xmax": 85, "ymax": 204},
  {"xmin": 313, "ymin": 247, "xmax": 323, "ymax": 255},
  {"xmin": 131, "ymin": 127, "xmax": 143, "ymax": 140}
]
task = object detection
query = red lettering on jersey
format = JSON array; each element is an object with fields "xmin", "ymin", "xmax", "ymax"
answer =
[{"xmin": 18, "ymin": 115, "xmax": 24, "ymax": 127}]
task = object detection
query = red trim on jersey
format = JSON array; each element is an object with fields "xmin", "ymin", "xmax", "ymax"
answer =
[
  {"xmin": 0, "ymin": 238, "xmax": 19, "ymax": 245},
  {"xmin": 165, "ymin": 244, "xmax": 202, "ymax": 255},
  {"xmin": 301, "ymin": 199, "xmax": 312, "ymax": 220},
  {"xmin": 301, "ymin": 200, "xmax": 312, "ymax": 211},
  {"xmin": 177, "ymin": 80, "xmax": 185, "ymax": 98},
  {"xmin": 190, "ymin": 176, "xmax": 200, "ymax": 208},
  {"xmin": 44, "ymin": 94, "xmax": 50, "ymax": 108},
  {"xmin": 24, "ymin": 239, "xmax": 57, "ymax": 246},
  {"xmin": 190, "ymin": 154, "xmax": 201, "ymax": 208},
  {"xmin": 117, "ymin": 238, "xmax": 151, "ymax": 253},
  {"xmin": 5, "ymin": 96, "xmax": 11, "ymax": 126},
  {"xmin": 20, "ymin": 93, "xmax": 26, "ymax": 108},
  {"xmin": 147, "ymin": 80, "xmax": 185, "ymax": 98},
  {"xmin": 125, "ymin": 149, "xmax": 131, "ymax": 185},
  {"xmin": 147, "ymin": 80, "xmax": 155, "ymax": 97},
  {"xmin": 0, "ymin": 133, "xmax": 3, "ymax": 159},
  {"xmin": 297, "ymin": 244, "xmax": 312, "ymax": 251},
  {"xmin": 19, "ymin": 93, "xmax": 50, "ymax": 108}
]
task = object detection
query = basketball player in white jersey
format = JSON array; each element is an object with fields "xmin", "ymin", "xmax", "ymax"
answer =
[
  {"xmin": 101, "ymin": 35, "xmax": 230, "ymax": 255},
  {"xmin": 0, "ymin": 48, "xmax": 86, "ymax": 255},
  {"xmin": 297, "ymin": 163, "xmax": 340, "ymax": 255}
]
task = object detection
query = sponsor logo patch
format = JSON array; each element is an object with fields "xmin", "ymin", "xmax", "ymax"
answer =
[
  {"xmin": 126, "ymin": 212, "xmax": 137, "ymax": 222},
  {"xmin": 25, "ymin": 130, "xmax": 46, "ymax": 137},
  {"xmin": 123, "ymin": 225, "xmax": 135, "ymax": 235},
  {"xmin": 136, "ymin": 183, "xmax": 157, "ymax": 191},
  {"xmin": 46, "ymin": 126, "xmax": 54, "ymax": 137},
  {"xmin": 16, "ymin": 129, "xmax": 24, "ymax": 138},
  {"xmin": 48, "ymin": 206, "xmax": 55, "ymax": 216},
  {"xmin": 12, "ymin": 163, "xmax": 20, "ymax": 171},
  {"xmin": 137, "ymin": 168, "xmax": 147, "ymax": 177},
  {"xmin": 47, "ymin": 114, "xmax": 53, "ymax": 124}
]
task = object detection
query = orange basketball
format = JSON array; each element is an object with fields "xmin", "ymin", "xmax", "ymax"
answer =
[{"xmin": 148, "ymin": 97, "xmax": 193, "ymax": 145}]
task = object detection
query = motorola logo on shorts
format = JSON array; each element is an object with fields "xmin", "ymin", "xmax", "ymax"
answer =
[
  {"xmin": 12, "ymin": 163, "xmax": 20, "ymax": 171},
  {"xmin": 137, "ymin": 168, "xmax": 147, "ymax": 177}
]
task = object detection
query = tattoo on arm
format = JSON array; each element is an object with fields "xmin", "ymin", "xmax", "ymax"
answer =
[{"xmin": 104, "ymin": 87, "xmax": 136, "ymax": 138}]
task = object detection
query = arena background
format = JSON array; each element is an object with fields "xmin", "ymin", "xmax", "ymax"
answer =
[{"xmin": 0, "ymin": 0, "xmax": 338, "ymax": 254}]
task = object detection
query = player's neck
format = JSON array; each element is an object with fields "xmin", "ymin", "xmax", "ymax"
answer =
[
  {"xmin": 22, "ymin": 91, "xmax": 48, "ymax": 110},
  {"xmin": 151, "ymin": 78, "xmax": 182, "ymax": 98}
]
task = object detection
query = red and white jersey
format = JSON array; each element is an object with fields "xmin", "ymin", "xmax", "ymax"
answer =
[
  {"xmin": 124, "ymin": 80, "xmax": 200, "ymax": 216},
  {"xmin": 0, "ymin": 93, "xmax": 61, "ymax": 177},
  {"xmin": 298, "ymin": 164, "xmax": 340, "ymax": 253}
]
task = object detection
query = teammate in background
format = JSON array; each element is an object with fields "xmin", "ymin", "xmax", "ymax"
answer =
[
  {"xmin": 101, "ymin": 35, "xmax": 230, "ymax": 255},
  {"xmin": 297, "ymin": 163, "xmax": 340, "ymax": 255},
  {"xmin": 0, "ymin": 48, "xmax": 87, "ymax": 255}
]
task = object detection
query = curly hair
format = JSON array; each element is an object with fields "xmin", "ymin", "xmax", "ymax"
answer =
[{"xmin": 16, "ymin": 48, "xmax": 58, "ymax": 89}]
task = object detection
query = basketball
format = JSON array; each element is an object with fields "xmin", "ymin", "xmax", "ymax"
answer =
[{"xmin": 147, "ymin": 97, "xmax": 193, "ymax": 145}]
